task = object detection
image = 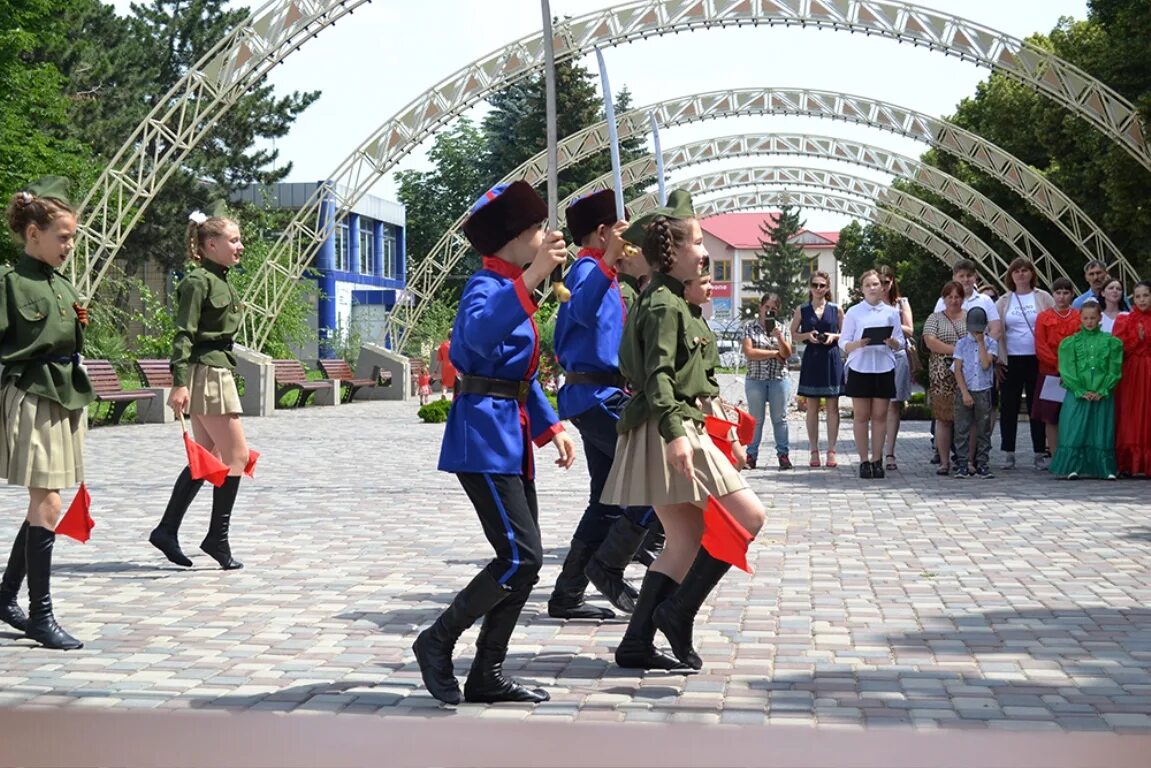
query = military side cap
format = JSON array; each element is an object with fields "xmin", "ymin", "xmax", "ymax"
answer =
[
  {"xmin": 622, "ymin": 188, "xmax": 695, "ymax": 246},
  {"xmin": 26, "ymin": 176, "xmax": 72, "ymax": 205},
  {"xmin": 462, "ymin": 181, "xmax": 548, "ymax": 255},
  {"xmin": 565, "ymin": 188, "xmax": 626, "ymax": 245}
]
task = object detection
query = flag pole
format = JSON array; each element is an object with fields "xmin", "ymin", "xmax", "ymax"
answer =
[
  {"xmin": 649, "ymin": 112, "xmax": 667, "ymax": 206},
  {"xmin": 540, "ymin": 0, "xmax": 570, "ymax": 302}
]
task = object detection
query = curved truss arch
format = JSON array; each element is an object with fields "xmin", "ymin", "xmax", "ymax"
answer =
[
  {"xmin": 383, "ymin": 87, "xmax": 1124, "ymax": 351},
  {"xmin": 562, "ymin": 132, "xmax": 1072, "ymax": 287},
  {"xmin": 230, "ymin": 0, "xmax": 1146, "ymax": 350},
  {"xmin": 593, "ymin": 165, "xmax": 1010, "ymax": 289},
  {"xmin": 71, "ymin": 0, "xmax": 371, "ymax": 297}
]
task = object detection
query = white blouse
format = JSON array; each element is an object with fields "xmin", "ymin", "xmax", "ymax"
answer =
[{"xmin": 839, "ymin": 300, "xmax": 905, "ymax": 374}]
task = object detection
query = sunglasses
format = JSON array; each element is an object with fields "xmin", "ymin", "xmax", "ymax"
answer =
[{"xmin": 810, "ymin": 282, "xmax": 827, "ymax": 289}]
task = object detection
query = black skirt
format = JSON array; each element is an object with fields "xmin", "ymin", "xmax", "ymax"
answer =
[{"xmin": 844, "ymin": 369, "xmax": 896, "ymax": 400}]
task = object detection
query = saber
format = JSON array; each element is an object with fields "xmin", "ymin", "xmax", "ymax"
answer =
[
  {"xmin": 649, "ymin": 112, "xmax": 667, "ymax": 206},
  {"xmin": 595, "ymin": 48, "xmax": 625, "ymax": 220},
  {"xmin": 540, "ymin": 0, "xmax": 570, "ymax": 302}
]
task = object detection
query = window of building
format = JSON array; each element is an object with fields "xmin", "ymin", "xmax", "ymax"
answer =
[
  {"xmin": 382, "ymin": 228, "xmax": 397, "ymax": 279},
  {"xmin": 740, "ymin": 259, "xmax": 758, "ymax": 285},
  {"xmin": 334, "ymin": 221, "xmax": 349, "ymax": 272},
  {"xmin": 714, "ymin": 259, "xmax": 732, "ymax": 282},
  {"xmin": 358, "ymin": 221, "xmax": 374, "ymax": 275}
]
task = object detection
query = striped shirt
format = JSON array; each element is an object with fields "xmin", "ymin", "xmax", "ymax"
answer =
[{"xmin": 742, "ymin": 319, "xmax": 789, "ymax": 380}]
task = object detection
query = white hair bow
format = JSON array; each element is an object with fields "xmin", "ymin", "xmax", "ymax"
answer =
[{"xmin": 188, "ymin": 210, "xmax": 208, "ymax": 225}]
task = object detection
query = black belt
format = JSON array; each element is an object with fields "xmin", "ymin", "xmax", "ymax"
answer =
[
  {"xmin": 193, "ymin": 339, "xmax": 234, "ymax": 353},
  {"xmin": 564, "ymin": 371, "xmax": 628, "ymax": 389},
  {"xmin": 454, "ymin": 374, "xmax": 531, "ymax": 403},
  {"xmin": 13, "ymin": 353, "xmax": 82, "ymax": 366}
]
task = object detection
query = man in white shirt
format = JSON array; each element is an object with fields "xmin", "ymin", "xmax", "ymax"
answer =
[
  {"xmin": 1071, "ymin": 260, "xmax": 1109, "ymax": 309},
  {"xmin": 933, "ymin": 259, "xmax": 1003, "ymax": 342}
]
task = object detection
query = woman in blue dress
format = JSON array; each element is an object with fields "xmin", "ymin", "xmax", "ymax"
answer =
[{"xmin": 789, "ymin": 271, "xmax": 845, "ymax": 468}]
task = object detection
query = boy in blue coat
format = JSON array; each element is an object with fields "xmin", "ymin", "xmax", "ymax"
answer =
[
  {"xmin": 414, "ymin": 181, "xmax": 575, "ymax": 705},
  {"xmin": 547, "ymin": 189, "xmax": 655, "ymax": 619}
]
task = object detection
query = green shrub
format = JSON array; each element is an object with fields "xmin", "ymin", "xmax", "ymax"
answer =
[
  {"xmin": 418, "ymin": 398, "xmax": 452, "ymax": 423},
  {"xmin": 546, "ymin": 391, "xmax": 558, "ymax": 414}
]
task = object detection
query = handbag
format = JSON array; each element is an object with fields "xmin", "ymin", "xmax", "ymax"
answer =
[{"xmin": 906, "ymin": 336, "xmax": 923, "ymax": 376}]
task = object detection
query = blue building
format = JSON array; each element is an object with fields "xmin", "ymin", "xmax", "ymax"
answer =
[{"xmin": 234, "ymin": 182, "xmax": 407, "ymax": 356}]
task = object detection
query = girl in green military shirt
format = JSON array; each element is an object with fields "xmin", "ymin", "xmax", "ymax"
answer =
[
  {"xmin": 149, "ymin": 212, "xmax": 249, "ymax": 571},
  {"xmin": 0, "ymin": 180, "xmax": 92, "ymax": 650},
  {"xmin": 602, "ymin": 190, "xmax": 766, "ymax": 672}
]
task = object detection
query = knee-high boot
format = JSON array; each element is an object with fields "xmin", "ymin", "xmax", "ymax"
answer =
[
  {"xmin": 0, "ymin": 522, "xmax": 29, "ymax": 631},
  {"xmin": 653, "ymin": 549, "xmax": 731, "ymax": 670},
  {"xmin": 200, "ymin": 475, "xmax": 242, "ymax": 570},
  {"xmin": 24, "ymin": 526, "xmax": 82, "ymax": 650},
  {"xmin": 149, "ymin": 467, "xmax": 204, "ymax": 567},
  {"xmin": 586, "ymin": 516, "xmax": 645, "ymax": 613},
  {"xmin": 614, "ymin": 570, "xmax": 689, "ymax": 671},
  {"xmin": 634, "ymin": 522, "xmax": 665, "ymax": 567},
  {"xmin": 413, "ymin": 570, "xmax": 510, "ymax": 705},
  {"xmin": 547, "ymin": 539, "xmax": 614, "ymax": 620},
  {"xmin": 464, "ymin": 578, "xmax": 549, "ymax": 703}
]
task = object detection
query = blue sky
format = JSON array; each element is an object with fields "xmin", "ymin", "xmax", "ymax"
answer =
[{"xmin": 112, "ymin": 0, "xmax": 1091, "ymax": 230}]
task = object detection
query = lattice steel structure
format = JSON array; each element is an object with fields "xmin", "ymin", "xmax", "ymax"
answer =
[
  {"xmin": 70, "ymin": 0, "xmax": 371, "ymax": 299},
  {"xmin": 562, "ymin": 132, "xmax": 1074, "ymax": 289},
  {"xmin": 223, "ymin": 0, "xmax": 1146, "ymax": 351},
  {"xmin": 385, "ymin": 88, "xmax": 1126, "ymax": 351}
]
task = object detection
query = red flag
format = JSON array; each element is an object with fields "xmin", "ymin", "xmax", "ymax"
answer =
[
  {"xmin": 56, "ymin": 483, "xmax": 94, "ymax": 543},
  {"xmin": 184, "ymin": 432, "xmax": 230, "ymax": 487},
  {"xmin": 704, "ymin": 415, "xmax": 737, "ymax": 464},
  {"xmin": 734, "ymin": 407, "xmax": 756, "ymax": 447},
  {"xmin": 701, "ymin": 496, "xmax": 754, "ymax": 573},
  {"xmin": 244, "ymin": 449, "xmax": 260, "ymax": 479}
]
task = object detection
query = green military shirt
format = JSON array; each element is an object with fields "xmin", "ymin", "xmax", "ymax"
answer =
[
  {"xmin": 619, "ymin": 273, "xmax": 641, "ymax": 312},
  {"xmin": 617, "ymin": 272, "xmax": 715, "ymax": 441},
  {"xmin": 686, "ymin": 301, "xmax": 721, "ymax": 397},
  {"xmin": 170, "ymin": 260, "xmax": 242, "ymax": 387},
  {"xmin": 0, "ymin": 254, "xmax": 94, "ymax": 410}
]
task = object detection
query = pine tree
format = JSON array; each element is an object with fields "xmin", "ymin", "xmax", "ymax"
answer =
[{"xmin": 751, "ymin": 204, "xmax": 808, "ymax": 318}]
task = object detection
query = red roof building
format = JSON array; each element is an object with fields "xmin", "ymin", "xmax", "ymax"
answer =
[{"xmin": 700, "ymin": 212, "xmax": 848, "ymax": 320}]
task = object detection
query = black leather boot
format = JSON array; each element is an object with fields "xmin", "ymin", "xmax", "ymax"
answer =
[
  {"xmin": 547, "ymin": 539, "xmax": 613, "ymax": 620},
  {"xmin": 464, "ymin": 579, "xmax": 549, "ymax": 703},
  {"xmin": 149, "ymin": 466, "xmax": 203, "ymax": 567},
  {"xmin": 24, "ymin": 526, "xmax": 82, "ymax": 650},
  {"xmin": 414, "ymin": 570, "xmax": 510, "ymax": 705},
  {"xmin": 653, "ymin": 549, "xmax": 731, "ymax": 670},
  {"xmin": 0, "ymin": 522, "xmax": 29, "ymax": 632},
  {"xmin": 200, "ymin": 476, "xmax": 243, "ymax": 570},
  {"xmin": 586, "ymin": 517, "xmax": 645, "ymax": 613},
  {"xmin": 614, "ymin": 570, "xmax": 689, "ymax": 671},
  {"xmin": 633, "ymin": 522, "xmax": 665, "ymax": 567}
]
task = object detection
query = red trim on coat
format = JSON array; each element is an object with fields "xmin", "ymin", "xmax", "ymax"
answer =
[
  {"xmin": 580, "ymin": 247, "xmax": 617, "ymax": 280},
  {"xmin": 481, "ymin": 255, "xmax": 523, "ymax": 280},
  {"xmin": 533, "ymin": 421, "xmax": 565, "ymax": 448}
]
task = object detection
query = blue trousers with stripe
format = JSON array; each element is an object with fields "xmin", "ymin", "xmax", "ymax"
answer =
[
  {"xmin": 457, "ymin": 473, "xmax": 543, "ymax": 592},
  {"xmin": 568, "ymin": 393, "xmax": 656, "ymax": 546}
]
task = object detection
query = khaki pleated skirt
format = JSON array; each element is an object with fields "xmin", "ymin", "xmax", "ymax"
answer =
[
  {"xmin": 602, "ymin": 412, "xmax": 747, "ymax": 507},
  {"xmin": 0, "ymin": 382, "xmax": 86, "ymax": 489},
  {"xmin": 188, "ymin": 364, "xmax": 242, "ymax": 416}
]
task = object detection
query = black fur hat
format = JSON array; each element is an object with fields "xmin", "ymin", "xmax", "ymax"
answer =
[{"xmin": 462, "ymin": 181, "xmax": 548, "ymax": 255}]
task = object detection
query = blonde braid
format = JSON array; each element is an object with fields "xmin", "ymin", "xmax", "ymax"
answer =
[{"xmin": 186, "ymin": 220, "xmax": 202, "ymax": 262}]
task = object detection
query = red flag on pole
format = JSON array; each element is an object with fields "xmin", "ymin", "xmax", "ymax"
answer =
[
  {"xmin": 734, "ymin": 407, "xmax": 756, "ymax": 447},
  {"xmin": 704, "ymin": 415, "xmax": 738, "ymax": 464},
  {"xmin": 244, "ymin": 449, "xmax": 260, "ymax": 479},
  {"xmin": 701, "ymin": 496, "xmax": 754, "ymax": 574},
  {"xmin": 177, "ymin": 412, "xmax": 229, "ymax": 487},
  {"xmin": 56, "ymin": 483, "xmax": 94, "ymax": 543}
]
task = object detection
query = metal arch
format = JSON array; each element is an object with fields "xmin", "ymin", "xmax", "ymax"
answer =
[
  {"xmin": 386, "ymin": 88, "xmax": 1122, "ymax": 351},
  {"xmin": 71, "ymin": 0, "xmax": 371, "ymax": 298},
  {"xmin": 563, "ymin": 132, "xmax": 1074, "ymax": 289},
  {"xmin": 234, "ymin": 0, "xmax": 1149, "ymax": 350},
  {"xmin": 620, "ymin": 165, "xmax": 1009, "ymax": 288}
]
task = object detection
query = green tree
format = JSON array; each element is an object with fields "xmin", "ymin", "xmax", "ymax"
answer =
[{"xmin": 750, "ymin": 205, "xmax": 807, "ymax": 317}]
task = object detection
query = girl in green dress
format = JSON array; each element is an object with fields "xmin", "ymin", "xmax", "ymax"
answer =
[{"xmin": 1049, "ymin": 301, "xmax": 1124, "ymax": 480}]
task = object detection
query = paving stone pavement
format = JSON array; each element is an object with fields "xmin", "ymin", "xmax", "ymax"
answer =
[{"xmin": 1, "ymin": 390, "xmax": 1149, "ymax": 733}]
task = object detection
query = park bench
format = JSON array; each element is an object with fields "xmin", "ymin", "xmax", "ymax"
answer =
[
  {"xmin": 85, "ymin": 359, "xmax": 156, "ymax": 425},
  {"xmin": 317, "ymin": 358, "xmax": 387, "ymax": 403},
  {"xmin": 134, "ymin": 359, "xmax": 173, "ymax": 388},
  {"xmin": 272, "ymin": 359, "xmax": 333, "ymax": 408}
]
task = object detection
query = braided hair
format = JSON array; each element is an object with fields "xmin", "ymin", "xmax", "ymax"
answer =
[
  {"xmin": 6, "ymin": 190, "xmax": 74, "ymax": 241},
  {"xmin": 640, "ymin": 215, "xmax": 694, "ymax": 273},
  {"xmin": 186, "ymin": 216, "xmax": 236, "ymax": 262}
]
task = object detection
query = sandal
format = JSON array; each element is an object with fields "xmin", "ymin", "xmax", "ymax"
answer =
[
  {"xmin": 809, "ymin": 450, "xmax": 821, "ymax": 468},
  {"xmin": 885, "ymin": 454, "xmax": 898, "ymax": 471},
  {"xmin": 825, "ymin": 450, "xmax": 838, "ymax": 468},
  {"xmin": 936, "ymin": 465, "xmax": 951, "ymax": 476}
]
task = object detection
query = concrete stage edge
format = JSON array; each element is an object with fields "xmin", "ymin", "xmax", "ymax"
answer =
[{"xmin": 2, "ymin": 710, "xmax": 1149, "ymax": 768}]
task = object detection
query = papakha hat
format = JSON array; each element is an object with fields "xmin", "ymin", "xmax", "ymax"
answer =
[
  {"xmin": 462, "ymin": 181, "xmax": 548, "ymax": 255},
  {"xmin": 565, "ymin": 189, "xmax": 626, "ymax": 245}
]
